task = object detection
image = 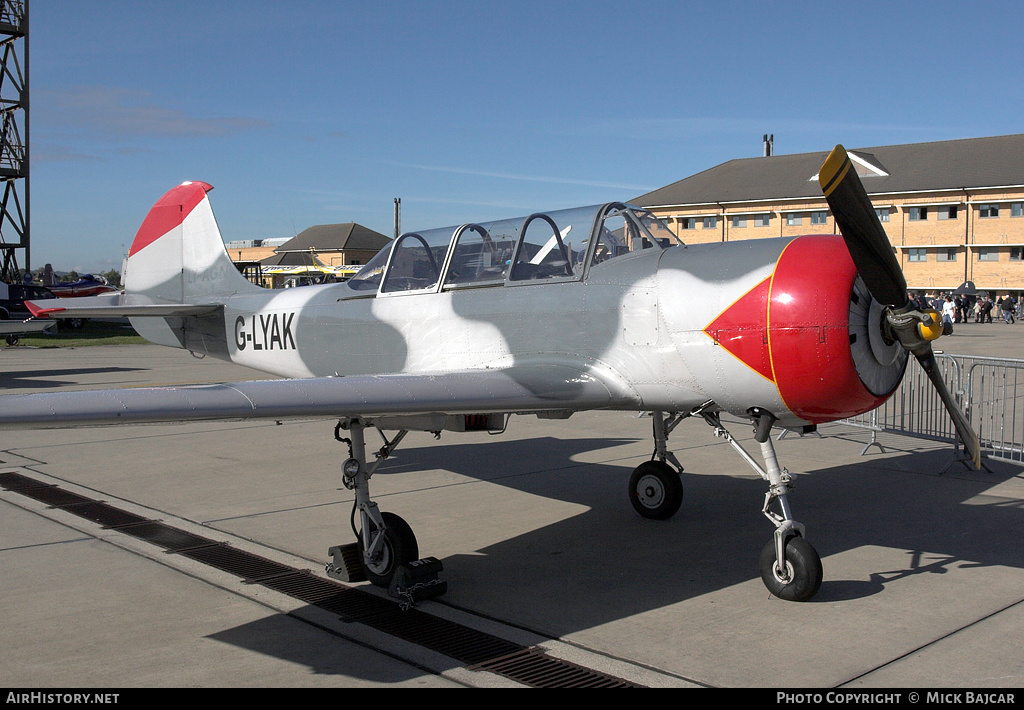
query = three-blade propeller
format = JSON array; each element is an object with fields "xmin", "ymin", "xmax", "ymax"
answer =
[{"xmin": 819, "ymin": 145, "xmax": 981, "ymax": 469}]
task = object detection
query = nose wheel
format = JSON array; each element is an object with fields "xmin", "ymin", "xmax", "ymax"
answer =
[
  {"xmin": 700, "ymin": 407, "xmax": 824, "ymax": 602},
  {"xmin": 758, "ymin": 535, "xmax": 822, "ymax": 601}
]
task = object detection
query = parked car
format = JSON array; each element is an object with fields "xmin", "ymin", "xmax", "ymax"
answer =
[{"xmin": 0, "ymin": 282, "xmax": 58, "ymax": 320}]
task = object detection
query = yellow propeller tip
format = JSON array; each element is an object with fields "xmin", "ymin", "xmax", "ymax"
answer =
[{"xmin": 819, "ymin": 145, "xmax": 851, "ymax": 196}]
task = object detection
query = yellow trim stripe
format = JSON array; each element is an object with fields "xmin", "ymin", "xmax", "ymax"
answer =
[{"xmin": 764, "ymin": 238, "xmax": 798, "ymax": 394}]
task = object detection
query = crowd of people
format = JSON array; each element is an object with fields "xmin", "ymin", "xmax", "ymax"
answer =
[{"xmin": 908, "ymin": 291, "xmax": 1020, "ymax": 333}]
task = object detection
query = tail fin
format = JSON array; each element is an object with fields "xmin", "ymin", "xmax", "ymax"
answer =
[
  {"xmin": 124, "ymin": 181, "xmax": 260, "ymax": 349},
  {"xmin": 23, "ymin": 182, "xmax": 263, "ymax": 351},
  {"xmin": 125, "ymin": 181, "xmax": 258, "ymax": 303}
]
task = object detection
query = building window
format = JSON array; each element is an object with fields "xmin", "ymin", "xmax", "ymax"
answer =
[
  {"xmin": 938, "ymin": 205, "xmax": 958, "ymax": 220},
  {"xmin": 977, "ymin": 248, "xmax": 999, "ymax": 261},
  {"xmin": 731, "ymin": 216, "xmax": 746, "ymax": 228},
  {"xmin": 786, "ymin": 213, "xmax": 802, "ymax": 226},
  {"xmin": 702, "ymin": 216, "xmax": 717, "ymax": 229},
  {"xmin": 908, "ymin": 248, "xmax": 927, "ymax": 262},
  {"xmin": 1012, "ymin": 202, "xmax": 1023, "ymax": 217},
  {"xmin": 908, "ymin": 207, "xmax": 928, "ymax": 221},
  {"xmin": 1010, "ymin": 247, "xmax": 1022, "ymax": 261},
  {"xmin": 811, "ymin": 211, "xmax": 828, "ymax": 225},
  {"xmin": 679, "ymin": 217, "xmax": 696, "ymax": 230},
  {"xmin": 875, "ymin": 208, "xmax": 890, "ymax": 222},
  {"xmin": 979, "ymin": 204, "xmax": 1000, "ymax": 218},
  {"xmin": 754, "ymin": 214, "xmax": 770, "ymax": 227},
  {"xmin": 936, "ymin": 248, "xmax": 957, "ymax": 262}
]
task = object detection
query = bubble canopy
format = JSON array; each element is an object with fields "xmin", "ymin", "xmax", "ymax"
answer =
[{"xmin": 344, "ymin": 203, "xmax": 682, "ymax": 294}]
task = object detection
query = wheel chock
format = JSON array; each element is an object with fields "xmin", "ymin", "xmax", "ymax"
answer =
[
  {"xmin": 388, "ymin": 557, "xmax": 447, "ymax": 607},
  {"xmin": 326, "ymin": 542, "xmax": 368, "ymax": 583}
]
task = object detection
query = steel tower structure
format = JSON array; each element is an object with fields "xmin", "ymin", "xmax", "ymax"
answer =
[{"xmin": 0, "ymin": 0, "xmax": 27, "ymax": 283}]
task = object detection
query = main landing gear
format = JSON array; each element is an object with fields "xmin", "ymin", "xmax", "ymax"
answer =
[
  {"xmin": 631, "ymin": 404, "xmax": 823, "ymax": 602},
  {"xmin": 629, "ymin": 410, "xmax": 686, "ymax": 520},
  {"xmin": 326, "ymin": 418, "xmax": 446, "ymax": 608}
]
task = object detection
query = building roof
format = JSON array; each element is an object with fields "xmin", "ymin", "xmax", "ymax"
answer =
[
  {"xmin": 259, "ymin": 251, "xmax": 330, "ymax": 267},
  {"xmin": 275, "ymin": 223, "xmax": 390, "ymax": 253},
  {"xmin": 632, "ymin": 134, "xmax": 1024, "ymax": 208}
]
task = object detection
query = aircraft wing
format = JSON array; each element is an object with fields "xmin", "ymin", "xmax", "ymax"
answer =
[{"xmin": 0, "ymin": 364, "xmax": 625, "ymax": 430}]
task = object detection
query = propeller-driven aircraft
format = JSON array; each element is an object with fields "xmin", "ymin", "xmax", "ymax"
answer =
[{"xmin": 0, "ymin": 146, "xmax": 980, "ymax": 603}]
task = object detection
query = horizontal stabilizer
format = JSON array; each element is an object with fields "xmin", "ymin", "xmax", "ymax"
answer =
[
  {"xmin": 0, "ymin": 365, "xmax": 625, "ymax": 430},
  {"xmin": 26, "ymin": 295, "xmax": 221, "ymax": 320}
]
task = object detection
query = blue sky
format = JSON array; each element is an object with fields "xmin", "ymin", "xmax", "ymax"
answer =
[{"xmin": 28, "ymin": 0, "xmax": 1024, "ymax": 273}]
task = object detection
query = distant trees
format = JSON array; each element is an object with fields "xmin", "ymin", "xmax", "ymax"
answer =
[{"xmin": 99, "ymin": 270, "xmax": 122, "ymax": 288}]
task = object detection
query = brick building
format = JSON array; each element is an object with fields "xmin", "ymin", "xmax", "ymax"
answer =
[
  {"xmin": 632, "ymin": 134, "xmax": 1024, "ymax": 300},
  {"xmin": 226, "ymin": 223, "xmax": 390, "ymax": 288}
]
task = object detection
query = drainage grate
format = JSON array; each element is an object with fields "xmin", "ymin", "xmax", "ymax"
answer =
[
  {"xmin": 473, "ymin": 647, "xmax": 639, "ymax": 688},
  {"xmin": 115, "ymin": 520, "xmax": 217, "ymax": 551},
  {"xmin": 0, "ymin": 471, "xmax": 643, "ymax": 688}
]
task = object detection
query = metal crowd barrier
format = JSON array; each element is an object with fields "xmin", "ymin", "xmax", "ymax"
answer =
[{"xmin": 842, "ymin": 353, "xmax": 1024, "ymax": 467}]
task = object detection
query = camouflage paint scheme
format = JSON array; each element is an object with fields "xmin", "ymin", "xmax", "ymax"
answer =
[{"xmin": 3, "ymin": 181, "xmax": 905, "ymax": 430}]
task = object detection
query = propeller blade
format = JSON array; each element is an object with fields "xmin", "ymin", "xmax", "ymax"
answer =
[
  {"xmin": 913, "ymin": 346, "xmax": 982, "ymax": 470},
  {"xmin": 819, "ymin": 144, "xmax": 981, "ymax": 470},
  {"xmin": 819, "ymin": 145, "xmax": 908, "ymax": 308}
]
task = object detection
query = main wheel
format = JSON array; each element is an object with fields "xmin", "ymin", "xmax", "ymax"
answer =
[
  {"xmin": 759, "ymin": 535, "xmax": 822, "ymax": 601},
  {"xmin": 360, "ymin": 512, "xmax": 419, "ymax": 588},
  {"xmin": 628, "ymin": 460, "xmax": 683, "ymax": 520},
  {"xmin": 58, "ymin": 318, "xmax": 85, "ymax": 331}
]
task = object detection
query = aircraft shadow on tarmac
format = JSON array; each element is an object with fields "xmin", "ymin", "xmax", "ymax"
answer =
[
  {"xmin": 1, "ymin": 367, "xmax": 146, "ymax": 390},
  {"xmin": 206, "ymin": 614, "xmax": 440, "ymax": 683},
  {"xmin": 412, "ymin": 439, "xmax": 1021, "ymax": 617},
  {"xmin": 194, "ymin": 428, "xmax": 1023, "ymax": 681}
]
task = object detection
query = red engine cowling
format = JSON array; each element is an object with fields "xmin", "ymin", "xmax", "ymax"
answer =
[{"xmin": 704, "ymin": 235, "xmax": 907, "ymax": 423}]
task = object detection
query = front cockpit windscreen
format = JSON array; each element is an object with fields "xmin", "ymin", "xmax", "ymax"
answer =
[
  {"xmin": 633, "ymin": 207, "xmax": 684, "ymax": 249},
  {"xmin": 590, "ymin": 204, "xmax": 683, "ymax": 268}
]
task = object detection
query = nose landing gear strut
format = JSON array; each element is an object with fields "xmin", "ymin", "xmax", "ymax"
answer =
[{"xmin": 631, "ymin": 404, "xmax": 822, "ymax": 601}]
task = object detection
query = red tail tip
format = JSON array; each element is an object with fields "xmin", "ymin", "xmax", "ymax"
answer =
[{"xmin": 128, "ymin": 181, "xmax": 214, "ymax": 257}]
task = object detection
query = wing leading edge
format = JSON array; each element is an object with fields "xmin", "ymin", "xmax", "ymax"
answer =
[{"xmin": 0, "ymin": 364, "xmax": 627, "ymax": 430}]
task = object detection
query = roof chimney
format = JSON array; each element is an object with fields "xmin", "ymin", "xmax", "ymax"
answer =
[{"xmin": 763, "ymin": 133, "xmax": 774, "ymax": 157}]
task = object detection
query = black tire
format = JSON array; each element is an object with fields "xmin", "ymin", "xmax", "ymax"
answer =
[
  {"xmin": 628, "ymin": 460, "xmax": 683, "ymax": 520},
  {"xmin": 59, "ymin": 318, "xmax": 85, "ymax": 331},
  {"xmin": 5, "ymin": 334, "xmax": 17, "ymax": 346},
  {"xmin": 759, "ymin": 535, "xmax": 823, "ymax": 602},
  {"xmin": 360, "ymin": 512, "xmax": 419, "ymax": 588}
]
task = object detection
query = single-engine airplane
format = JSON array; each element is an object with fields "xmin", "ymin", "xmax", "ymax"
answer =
[{"xmin": 0, "ymin": 145, "xmax": 980, "ymax": 603}]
